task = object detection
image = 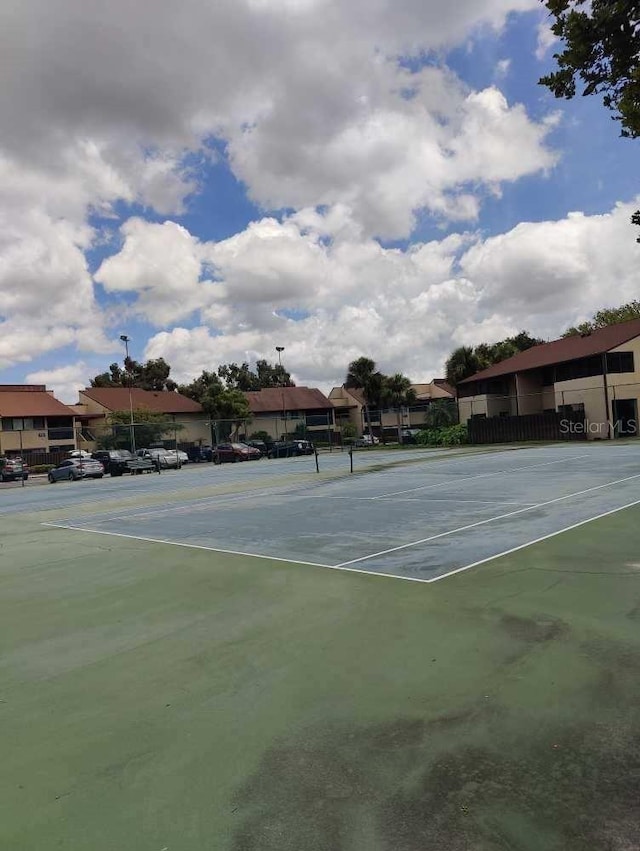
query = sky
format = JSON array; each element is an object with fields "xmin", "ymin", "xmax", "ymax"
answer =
[{"xmin": 1, "ymin": 0, "xmax": 638, "ymax": 403}]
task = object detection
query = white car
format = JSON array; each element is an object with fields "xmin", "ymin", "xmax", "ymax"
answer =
[
  {"xmin": 166, "ymin": 449, "xmax": 189, "ymax": 464},
  {"xmin": 360, "ymin": 434, "xmax": 380, "ymax": 445}
]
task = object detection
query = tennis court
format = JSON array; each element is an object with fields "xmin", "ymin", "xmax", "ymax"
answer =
[
  {"xmin": 3, "ymin": 441, "xmax": 640, "ymax": 850},
  {"xmin": 43, "ymin": 442, "xmax": 640, "ymax": 582}
]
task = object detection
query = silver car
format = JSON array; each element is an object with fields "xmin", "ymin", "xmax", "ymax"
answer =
[
  {"xmin": 137, "ymin": 448, "xmax": 181, "ymax": 469},
  {"xmin": 48, "ymin": 458, "xmax": 104, "ymax": 482}
]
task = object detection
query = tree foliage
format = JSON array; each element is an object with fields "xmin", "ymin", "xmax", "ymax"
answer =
[
  {"xmin": 217, "ymin": 359, "xmax": 294, "ymax": 390},
  {"xmin": 445, "ymin": 333, "xmax": 543, "ymax": 385},
  {"xmin": 99, "ymin": 408, "xmax": 180, "ymax": 449},
  {"xmin": 539, "ymin": 0, "xmax": 640, "ymax": 238},
  {"xmin": 539, "ymin": 0, "xmax": 640, "ymax": 138},
  {"xmin": 345, "ymin": 357, "xmax": 416, "ymax": 440},
  {"xmin": 91, "ymin": 357, "xmax": 177, "ymax": 391},
  {"xmin": 562, "ymin": 299, "xmax": 640, "ymax": 336}
]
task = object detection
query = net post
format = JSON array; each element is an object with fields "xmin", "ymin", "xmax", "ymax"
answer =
[
  {"xmin": 349, "ymin": 446, "xmax": 353, "ymax": 473},
  {"xmin": 315, "ymin": 449, "xmax": 319, "ymax": 474}
]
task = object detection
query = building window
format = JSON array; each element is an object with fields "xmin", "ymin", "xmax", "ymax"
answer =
[
  {"xmin": 606, "ymin": 352, "xmax": 635, "ymax": 374},
  {"xmin": 2, "ymin": 417, "xmax": 45, "ymax": 431},
  {"xmin": 556, "ymin": 356, "xmax": 603, "ymax": 382}
]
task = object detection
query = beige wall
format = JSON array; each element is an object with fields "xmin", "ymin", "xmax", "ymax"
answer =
[
  {"xmin": 0, "ymin": 428, "xmax": 76, "ymax": 453},
  {"xmin": 516, "ymin": 372, "xmax": 544, "ymax": 415},
  {"xmin": 554, "ymin": 376, "xmax": 609, "ymax": 439}
]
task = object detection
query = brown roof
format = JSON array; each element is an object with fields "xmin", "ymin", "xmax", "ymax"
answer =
[
  {"xmin": 459, "ymin": 319, "xmax": 640, "ymax": 384},
  {"xmin": 0, "ymin": 386, "xmax": 77, "ymax": 417},
  {"xmin": 433, "ymin": 379, "xmax": 455, "ymax": 396},
  {"xmin": 80, "ymin": 387, "xmax": 203, "ymax": 414},
  {"xmin": 244, "ymin": 387, "xmax": 333, "ymax": 413}
]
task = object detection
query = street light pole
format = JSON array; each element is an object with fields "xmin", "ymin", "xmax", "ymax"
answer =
[
  {"xmin": 120, "ymin": 335, "xmax": 136, "ymax": 454},
  {"xmin": 276, "ymin": 346, "xmax": 285, "ymax": 439}
]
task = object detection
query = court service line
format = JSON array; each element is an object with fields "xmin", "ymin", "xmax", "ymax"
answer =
[
  {"xmin": 41, "ymin": 522, "xmax": 335, "ymax": 569},
  {"xmin": 429, "ymin": 496, "xmax": 640, "ymax": 583},
  {"xmin": 333, "ymin": 471, "xmax": 640, "ymax": 568},
  {"xmin": 307, "ymin": 495, "xmax": 537, "ymax": 506},
  {"xmin": 370, "ymin": 454, "xmax": 591, "ymax": 500}
]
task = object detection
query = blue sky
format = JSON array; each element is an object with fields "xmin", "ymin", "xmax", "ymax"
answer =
[{"xmin": 1, "ymin": 1, "xmax": 637, "ymax": 401}]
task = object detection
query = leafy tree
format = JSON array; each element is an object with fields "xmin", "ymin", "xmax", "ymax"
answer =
[
  {"xmin": 98, "ymin": 408, "xmax": 180, "ymax": 450},
  {"xmin": 178, "ymin": 370, "xmax": 224, "ymax": 402},
  {"xmin": 383, "ymin": 373, "xmax": 418, "ymax": 443},
  {"xmin": 539, "ymin": 0, "xmax": 640, "ymax": 238},
  {"xmin": 340, "ymin": 422, "xmax": 358, "ymax": 441},
  {"xmin": 91, "ymin": 362, "xmax": 125, "ymax": 388},
  {"xmin": 217, "ymin": 359, "xmax": 294, "ymax": 390},
  {"xmin": 180, "ymin": 371, "xmax": 251, "ymax": 441},
  {"xmin": 217, "ymin": 362, "xmax": 261, "ymax": 391},
  {"xmin": 539, "ymin": 0, "xmax": 640, "ymax": 137},
  {"xmin": 445, "ymin": 346, "xmax": 482, "ymax": 386},
  {"xmin": 255, "ymin": 359, "xmax": 294, "ymax": 388},
  {"xmin": 445, "ymin": 333, "xmax": 544, "ymax": 385},
  {"xmin": 562, "ymin": 299, "xmax": 640, "ymax": 335},
  {"xmin": 424, "ymin": 398, "xmax": 458, "ymax": 428},
  {"xmin": 345, "ymin": 358, "xmax": 417, "ymax": 442},
  {"xmin": 91, "ymin": 357, "xmax": 177, "ymax": 391},
  {"xmin": 345, "ymin": 357, "xmax": 379, "ymax": 439}
]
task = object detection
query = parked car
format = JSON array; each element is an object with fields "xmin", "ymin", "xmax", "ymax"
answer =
[
  {"xmin": 0, "ymin": 456, "xmax": 29, "ymax": 482},
  {"xmin": 68, "ymin": 449, "xmax": 92, "ymax": 458},
  {"xmin": 213, "ymin": 443, "xmax": 262, "ymax": 463},
  {"xmin": 354, "ymin": 434, "xmax": 380, "ymax": 447},
  {"xmin": 91, "ymin": 449, "xmax": 155, "ymax": 476},
  {"xmin": 246, "ymin": 440, "xmax": 268, "ymax": 457},
  {"xmin": 137, "ymin": 448, "xmax": 181, "ymax": 469},
  {"xmin": 48, "ymin": 458, "xmax": 104, "ymax": 482},
  {"xmin": 187, "ymin": 445, "xmax": 214, "ymax": 462},
  {"xmin": 267, "ymin": 439, "xmax": 314, "ymax": 458},
  {"xmin": 165, "ymin": 449, "xmax": 189, "ymax": 464}
]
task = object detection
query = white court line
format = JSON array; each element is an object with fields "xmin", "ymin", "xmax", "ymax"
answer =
[
  {"xmin": 306, "ymin": 495, "xmax": 537, "ymax": 506},
  {"xmin": 333, "ymin": 471, "xmax": 640, "ymax": 568},
  {"xmin": 370, "ymin": 454, "xmax": 591, "ymax": 499},
  {"xmin": 429, "ymin": 496, "xmax": 640, "ymax": 583},
  {"xmin": 41, "ymin": 522, "xmax": 335, "ymax": 569}
]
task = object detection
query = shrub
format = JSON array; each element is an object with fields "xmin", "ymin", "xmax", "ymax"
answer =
[
  {"xmin": 30, "ymin": 464, "xmax": 55, "ymax": 473},
  {"xmin": 416, "ymin": 424, "xmax": 468, "ymax": 447}
]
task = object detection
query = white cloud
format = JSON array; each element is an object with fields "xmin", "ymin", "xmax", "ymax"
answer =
[
  {"xmin": 139, "ymin": 201, "xmax": 640, "ymax": 388},
  {"xmin": 25, "ymin": 363, "xmax": 92, "ymax": 405},
  {"xmin": 535, "ymin": 20, "xmax": 558, "ymax": 60},
  {"xmin": 95, "ymin": 219, "xmax": 215, "ymax": 325},
  {"xmin": 495, "ymin": 58, "xmax": 511, "ymax": 77},
  {"xmin": 0, "ymin": 0, "xmax": 553, "ymax": 242}
]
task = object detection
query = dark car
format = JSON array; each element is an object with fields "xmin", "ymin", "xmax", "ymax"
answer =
[
  {"xmin": 0, "ymin": 457, "xmax": 28, "ymax": 482},
  {"xmin": 213, "ymin": 442, "xmax": 262, "ymax": 463},
  {"xmin": 246, "ymin": 440, "xmax": 268, "ymax": 457},
  {"xmin": 268, "ymin": 439, "xmax": 314, "ymax": 458},
  {"xmin": 48, "ymin": 458, "xmax": 104, "ymax": 482},
  {"xmin": 91, "ymin": 449, "xmax": 140, "ymax": 476}
]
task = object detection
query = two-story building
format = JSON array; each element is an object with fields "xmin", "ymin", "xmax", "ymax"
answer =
[
  {"xmin": 74, "ymin": 387, "xmax": 209, "ymax": 448},
  {"xmin": 458, "ymin": 319, "xmax": 640, "ymax": 440},
  {"xmin": 0, "ymin": 385, "xmax": 79, "ymax": 455},
  {"xmin": 243, "ymin": 387, "xmax": 336, "ymax": 442},
  {"xmin": 329, "ymin": 380, "xmax": 455, "ymax": 438}
]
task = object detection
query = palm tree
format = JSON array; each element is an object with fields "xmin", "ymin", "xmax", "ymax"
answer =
[
  {"xmin": 384, "ymin": 373, "xmax": 417, "ymax": 443},
  {"xmin": 445, "ymin": 346, "xmax": 481, "ymax": 386},
  {"xmin": 345, "ymin": 357, "xmax": 378, "ymax": 440}
]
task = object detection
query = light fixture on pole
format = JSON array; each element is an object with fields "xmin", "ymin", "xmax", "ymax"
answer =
[
  {"xmin": 276, "ymin": 346, "xmax": 286, "ymax": 438},
  {"xmin": 120, "ymin": 335, "xmax": 136, "ymax": 454}
]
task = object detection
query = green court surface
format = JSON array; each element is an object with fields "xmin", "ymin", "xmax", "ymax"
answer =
[{"xmin": 1, "ymin": 443, "xmax": 639, "ymax": 850}]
